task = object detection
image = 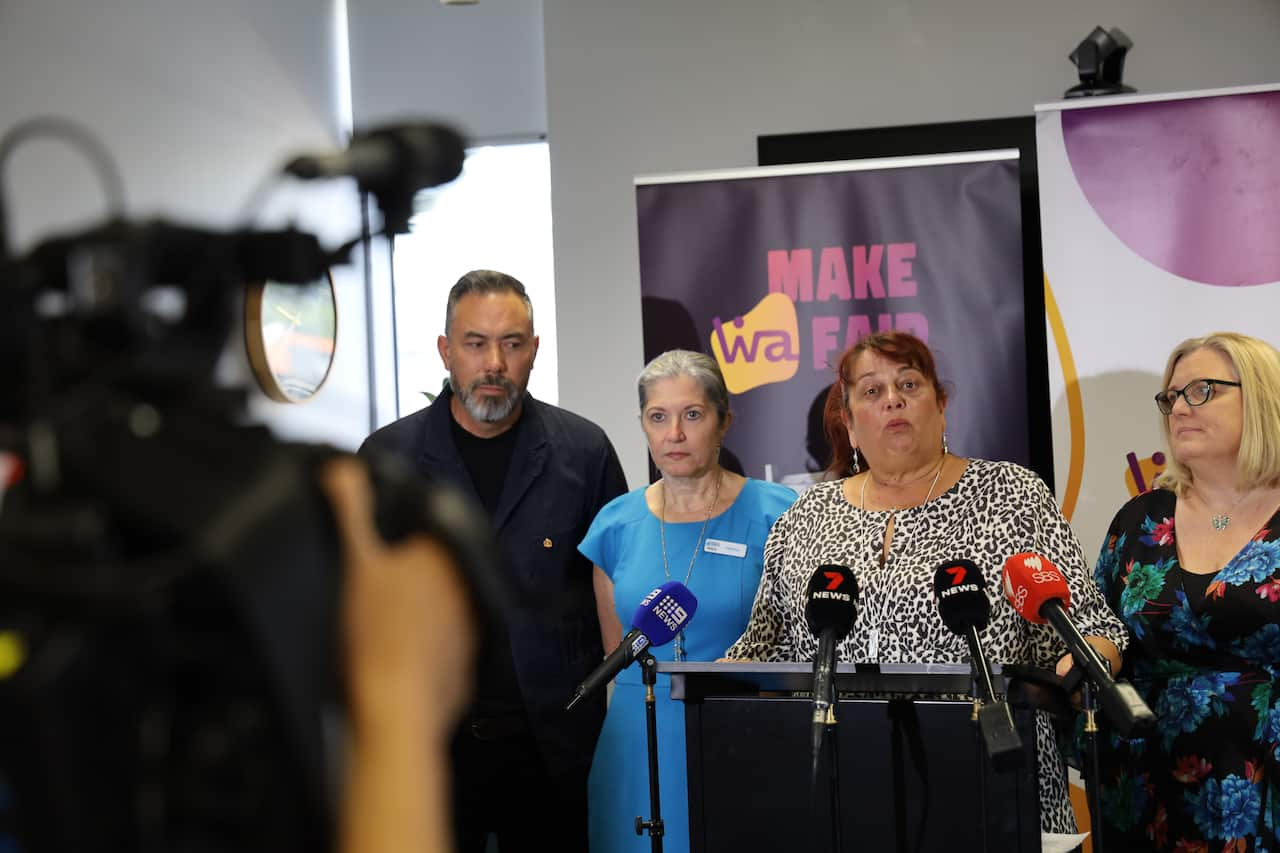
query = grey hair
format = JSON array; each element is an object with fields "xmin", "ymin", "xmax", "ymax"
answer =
[
  {"xmin": 637, "ymin": 350, "xmax": 730, "ymax": 423},
  {"xmin": 444, "ymin": 269, "xmax": 534, "ymax": 336}
]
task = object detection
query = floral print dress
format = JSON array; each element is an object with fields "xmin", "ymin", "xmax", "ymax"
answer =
[{"xmin": 1094, "ymin": 488, "xmax": 1280, "ymax": 852}]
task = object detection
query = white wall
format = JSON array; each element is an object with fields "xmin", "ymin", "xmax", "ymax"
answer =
[
  {"xmin": 1, "ymin": 0, "xmax": 371, "ymax": 448},
  {"xmin": 543, "ymin": 0, "xmax": 1280, "ymax": 489},
  {"xmin": 347, "ymin": 0, "xmax": 546, "ymax": 141}
]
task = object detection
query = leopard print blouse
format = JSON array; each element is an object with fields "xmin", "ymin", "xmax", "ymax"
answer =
[{"xmin": 724, "ymin": 458, "xmax": 1128, "ymax": 833}]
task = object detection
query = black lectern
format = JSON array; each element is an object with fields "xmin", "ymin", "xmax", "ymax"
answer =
[{"xmin": 660, "ymin": 662, "xmax": 1042, "ymax": 853}]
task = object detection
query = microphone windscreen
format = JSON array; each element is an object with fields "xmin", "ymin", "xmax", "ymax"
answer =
[
  {"xmin": 1001, "ymin": 552, "xmax": 1071, "ymax": 625},
  {"xmin": 803, "ymin": 565, "xmax": 859, "ymax": 640},
  {"xmin": 395, "ymin": 123, "xmax": 467, "ymax": 189},
  {"xmin": 630, "ymin": 581, "xmax": 699, "ymax": 646},
  {"xmin": 284, "ymin": 122, "xmax": 466, "ymax": 191},
  {"xmin": 931, "ymin": 559, "xmax": 991, "ymax": 633}
]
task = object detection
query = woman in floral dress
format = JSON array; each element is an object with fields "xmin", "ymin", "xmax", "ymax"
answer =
[{"xmin": 1094, "ymin": 331, "xmax": 1280, "ymax": 851}]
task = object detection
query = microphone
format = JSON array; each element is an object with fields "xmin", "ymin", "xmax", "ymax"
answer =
[
  {"xmin": 284, "ymin": 122, "xmax": 466, "ymax": 191},
  {"xmin": 803, "ymin": 565, "xmax": 858, "ymax": 759},
  {"xmin": 1002, "ymin": 552, "xmax": 1155, "ymax": 736},
  {"xmin": 284, "ymin": 122, "xmax": 467, "ymax": 234},
  {"xmin": 932, "ymin": 560, "xmax": 1023, "ymax": 767},
  {"xmin": 564, "ymin": 581, "xmax": 698, "ymax": 711}
]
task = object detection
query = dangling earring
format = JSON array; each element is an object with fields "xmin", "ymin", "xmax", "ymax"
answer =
[
  {"xmin": 942, "ymin": 433, "xmax": 950, "ymax": 456},
  {"xmin": 851, "ymin": 448, "xmax": 860, "ymax": 475}
]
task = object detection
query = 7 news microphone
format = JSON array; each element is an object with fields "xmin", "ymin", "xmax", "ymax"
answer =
[
  {"xmin": 931, "ymin": 559, "xmax": 1023, "ymax": 767},
  {"xmin": 804, "ymin": 565, "xmax": 858, "ymax": 759},
  {"xmin": 1002, "ymin": 552, "xmax": 1155, "ymax": 736},
  {"xmin": 564, "ymin": 580, "xmax": 698, "ymax": 711}
]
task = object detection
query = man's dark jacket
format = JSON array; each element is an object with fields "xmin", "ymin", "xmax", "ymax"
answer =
[{"xmin": 358, "ymin": 387, "xmax": 627, "ymax": 775}]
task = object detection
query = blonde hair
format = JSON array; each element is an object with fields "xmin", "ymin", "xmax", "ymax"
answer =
[{"xmin": 1153, "ymin": 331, "xmax": 1280, "ymax": 495}]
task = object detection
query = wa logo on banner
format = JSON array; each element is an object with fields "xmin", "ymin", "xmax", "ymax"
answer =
[
  {"xmin": 1124, "ymin": 450, "xmax": 1167, "ymax": 496},
  {"xmin": 709, "ymin": 293, "xmax": 800, "ymax": 394}
]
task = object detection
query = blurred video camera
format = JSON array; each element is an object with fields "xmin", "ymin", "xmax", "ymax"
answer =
[{"xmin": 0, "ymin": 118, "xmax": 501, "ymax": 852}]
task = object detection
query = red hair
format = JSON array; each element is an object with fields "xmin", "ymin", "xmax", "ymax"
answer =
[{"xmin": 823, "ymin": 331, "xmax": 948, "ymax": 478}]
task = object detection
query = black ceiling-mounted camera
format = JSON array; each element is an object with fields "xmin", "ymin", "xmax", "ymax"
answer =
[{"xmin": 1065, "ymin": 26, "xmax": 1136, "ymax": 99}]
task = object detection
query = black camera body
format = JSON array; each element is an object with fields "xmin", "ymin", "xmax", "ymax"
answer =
[
  {"xmin": 0, "ymin": 424, "xmax": 343, "ymax": 852},
  {"xmin": 0, "ymin": 380, "xmax": 501, "ymax": 853},
  {"xmin": 0, "ymin": 128, "xmax": 495, "ymax": 849}
]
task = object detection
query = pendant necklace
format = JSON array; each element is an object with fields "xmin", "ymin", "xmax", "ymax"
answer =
[
  {"xmin": 859, "ymin": 456, "xmax": 945, "ymax": 660},
  {"xmin": 1208, "ymin": 491, "xmax": 1248, "ymax": 532},
  {"xmin": 660, "ymin": 470, "xmax": 722, "ymax": 661}
]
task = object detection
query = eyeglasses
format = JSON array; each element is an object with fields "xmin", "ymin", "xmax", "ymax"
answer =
[{"xmin": 1153, "ymin": 378, "xmax": 1241, "ymax": 415}]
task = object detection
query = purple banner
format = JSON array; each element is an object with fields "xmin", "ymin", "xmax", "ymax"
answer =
[{"xmin": 636, "ymin": 156, "xmax": 1028, "ymax": 486}]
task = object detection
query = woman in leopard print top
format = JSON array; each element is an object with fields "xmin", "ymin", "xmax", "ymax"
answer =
[{"xmin": 724, "ymin": 331, "xmax": 1127, "ymax": 834}]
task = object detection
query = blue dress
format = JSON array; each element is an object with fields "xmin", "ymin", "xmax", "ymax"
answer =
[
  {"xmin": 1094, "ymin": 489, "xmax": 1280, "ymax": 850},
  {"xmin": 578, "ymin": 478, "xmax": 796, "ymax": 853}
]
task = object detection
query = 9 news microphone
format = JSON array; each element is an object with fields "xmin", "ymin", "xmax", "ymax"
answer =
[
  {"xmin": 564, "ymin": 580, "xmax": 698, "ymax": 711},
  {"xmin": 804, "ymin": 565, "xmax": 858, "ymax": 758},
  {"xmin": 932, "ymin": 560, "xmax": 1023, "ymax": 767},
  {"xmin": 1002, "ymin": 552, "xmax": 1155, "ymax": 736}
]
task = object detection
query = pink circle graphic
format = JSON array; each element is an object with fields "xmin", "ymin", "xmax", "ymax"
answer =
[{"xmin": 1062, "ymin": 91, "xmax": 1280, "ymax": 287}]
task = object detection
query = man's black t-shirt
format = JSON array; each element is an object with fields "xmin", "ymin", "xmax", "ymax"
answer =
[{"xmin": 450, "ymin": 411, "xmax": 525, "ymax": 716}]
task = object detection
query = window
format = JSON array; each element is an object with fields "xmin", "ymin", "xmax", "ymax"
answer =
[{"xmin": 391, "ymin": 141, "xmax": 557, "ymax": 416}]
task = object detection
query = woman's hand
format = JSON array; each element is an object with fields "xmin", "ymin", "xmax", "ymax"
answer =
[
  {"xmin": 324, "ymin": 458, "xmax": 477, "ymax": 736},
  {"xmin": 323, "ymin": 457, "xmax": 478, "ymax": 853},
  {"xmin": 1053, "ymin": 635, "xmax": 1121, "ymax": 681},
  {"xmin": 1054, "ymin": 636, "xmax": 1123, "ymax": 709}
]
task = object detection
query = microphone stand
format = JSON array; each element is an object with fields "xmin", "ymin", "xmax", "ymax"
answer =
[
  {"xmin": 634, "ymin": 652, "xmax": 664, "ymax": 852},
  {"xmin": 809, "ymin": 693, "xmax": 842, "ymax": 853},
  {"xmin": 1079, "ymin": 679, "xmax": 1105, "ymax": 853},
  {"xmin": 970, "ymin": 678, "xmax": 991, "ymax": 853},
  {"xmin": 827, "ymin": 707, "xmax": 842, "ymax": 853}
]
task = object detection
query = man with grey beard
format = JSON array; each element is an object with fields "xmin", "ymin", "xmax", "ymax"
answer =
[{"xmin": 359, "ymin": 269, "xmax": 626, "ymax": 853}]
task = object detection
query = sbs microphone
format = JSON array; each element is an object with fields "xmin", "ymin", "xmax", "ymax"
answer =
[
  {"xmin": 803, "ymin": 565, "xmax": 858, "ymax": 759},
  {"xmin": 1002, "ymin": 552, "xmax": 1155, "ymax": 736},
  {"xmin": 932, "ymin": 559, "xmax": 1023, "ymax": 767},
  {"xmin": 564, "ymin": 580, "xmax": 698, "ymax": 711}
]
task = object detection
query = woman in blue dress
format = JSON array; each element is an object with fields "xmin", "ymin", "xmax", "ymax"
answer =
[
  {"xmin": 1094, "ymin": 331, "xmax": 1280, "ymax": 850},
  {"xmin": 578, "ymin": 349, "xmax": 796, "ymax": 853}
]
